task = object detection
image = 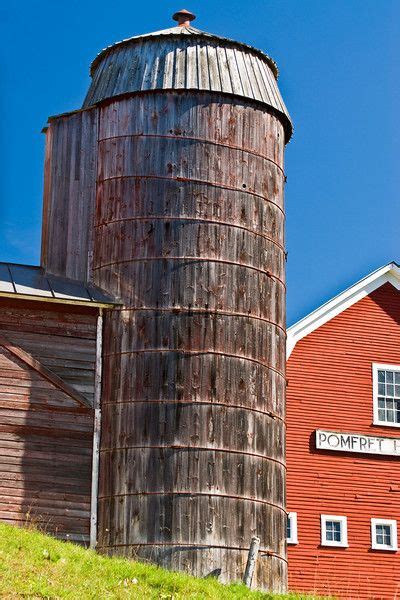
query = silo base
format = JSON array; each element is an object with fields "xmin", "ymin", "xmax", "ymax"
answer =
[{"xmin": 99, "ymin": 544, "xmax": 287, "ymax": 592}]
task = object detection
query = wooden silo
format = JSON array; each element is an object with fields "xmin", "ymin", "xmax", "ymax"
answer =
[{"xmin": 42, "ymin": 10, "xmax": 292, "ymax": 591}]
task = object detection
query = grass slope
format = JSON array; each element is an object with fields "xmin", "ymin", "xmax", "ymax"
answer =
[{"xmin": 0, "ymin": 523, "xmax": 318, "ymax": 599}]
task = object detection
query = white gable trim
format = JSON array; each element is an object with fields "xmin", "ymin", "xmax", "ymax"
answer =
[{"xmin": 287, "ymin": 262, "xmax": 400, "ymax": 358}]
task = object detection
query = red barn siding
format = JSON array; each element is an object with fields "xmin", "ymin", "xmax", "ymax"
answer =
[
  {"xmin": 0, "ymin": 299, "xmax": 97, "ymax": 542},
  {"xmin": 287, "ymin": 282, "xmax": 400, "ymax": 599}
]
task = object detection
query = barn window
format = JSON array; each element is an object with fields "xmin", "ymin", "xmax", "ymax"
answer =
[
  {"xmin": 287, "ymin": 512, "xmax": 298, "ymax": 545},
  {"xmin": 371, "ymin": 519, "xmax": 398, "ymax": 551},
  {"xmin": 321, "ymin": 515, "xmax": 348, "ymax": 547},
  {"xmin": 372, "ymin": 363, "xmax": 400, "ymax": 427}
]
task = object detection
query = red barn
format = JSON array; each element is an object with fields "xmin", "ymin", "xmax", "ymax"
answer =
[{"xmin": 286, "ymin": 262, "xmax": 400, "ymax": 599}]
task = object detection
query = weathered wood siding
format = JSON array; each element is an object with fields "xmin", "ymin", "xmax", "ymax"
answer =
[
  {"xmin": 84, "ymin": 33, "xmax": 292, "ymax": 141},
  {"xmin": 41, "ymin": 108, "xmax": 99, "ymax": 282},
  {"xmin": 94, "ymin": 92, "xmax": 287, "ymax": 591},
  {"xmin": 287, "ymin": 283, "xmax": 400, "ymax": 599},
  {"xmin": 0, "ymin": 299, "xmax": 97, "ymax": 542}
]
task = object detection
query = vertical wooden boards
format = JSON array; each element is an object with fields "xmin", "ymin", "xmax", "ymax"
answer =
[
  {"xmin": 94, "ymin": 92, "xmax": 287, "ymax": 592},
  {"xmin": 83, "ymin": 36, "xmax": 292, "ymax": 142},
  {"xmin": 0, "ymin": 299, "xmax": 97, "ymax": 542},
  {"xmin": 41, "ymin": 108, "xmax": 99, "ymax": 282}
]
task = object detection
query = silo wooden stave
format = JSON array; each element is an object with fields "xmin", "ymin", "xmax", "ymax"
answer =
[{"xmin": 93, "ymin": 88, "xmax": 288, "ymax": 589}]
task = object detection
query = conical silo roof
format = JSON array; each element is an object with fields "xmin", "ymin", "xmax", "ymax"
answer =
[{"xmin": 83, "ymin": 10, "xmax": 292, "ymax": 141}]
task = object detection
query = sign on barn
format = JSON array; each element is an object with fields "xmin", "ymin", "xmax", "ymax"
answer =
[{"xmin": 316, "ymin": 429, "xmax": 400, "ymax": 457}]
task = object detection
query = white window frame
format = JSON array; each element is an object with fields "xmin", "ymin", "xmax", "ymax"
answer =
[
  {"xmin": 372, "ymin": 363, "xmax": 400, "ymax": 427},
  {"xmin": 287, "ymin": 512, "xmax": 298, "ymax": 545},
  {"xmin": 371, "ymin": 518, "xmax": 398, "ymax": 551},
  {"xmin": 320, "ymin": 514, "xmax": 348, "ymax": 547}
]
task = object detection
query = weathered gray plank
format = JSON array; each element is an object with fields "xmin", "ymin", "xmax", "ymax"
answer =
[{"xmin": 42, "ymin": 108, "xmax": 99, "ymax": 282}]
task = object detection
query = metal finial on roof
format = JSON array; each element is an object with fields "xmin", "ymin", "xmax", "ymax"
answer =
[
  {"xmin": 172, "ymin": 9, "xmax": 196, "ymax": 26},
  {"xmin": 84, "ymin": 10, "xmax": 292, "ymax": 140}
]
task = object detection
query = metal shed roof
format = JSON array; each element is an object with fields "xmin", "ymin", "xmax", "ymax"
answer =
[
  {"xmin": 83, "ymin": 22, "xmax": 292, "ymax": 141},
  {"xmin": 0, "ymin": 263, "xmax": 117, "ymax": 307}
]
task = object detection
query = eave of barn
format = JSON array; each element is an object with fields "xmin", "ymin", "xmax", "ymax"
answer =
[
  {"xmin": 287, "ymin": 261, "xmax": 400, "ymax": 358},
  {"xmin": 0, "ymin": 262, "xmax": 118, "ymax": 308}
]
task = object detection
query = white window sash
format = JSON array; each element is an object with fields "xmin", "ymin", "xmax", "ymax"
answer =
[
  {"xmin": 372, "ymin": 363, "xmax": 400, "ymax": 427},
  {"xmin": 320, "ymin": 514, "xmax": 348, "ymax": 547},
  {"xmin": 371, "ymin": 518, "xmax": 398, "ymax": 551},
  {"xmin": 287, "ymin": 512, "xmax": 298, "ymax": 545}
]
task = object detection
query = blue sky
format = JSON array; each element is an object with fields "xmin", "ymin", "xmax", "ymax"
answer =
[{"xmin": 1, "ymin": 0, "xmax": 398, "ymax": 324}]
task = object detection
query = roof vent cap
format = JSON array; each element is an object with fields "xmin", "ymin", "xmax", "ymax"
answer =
[{"xmin": 172, "ymin": 9, "xmax": 196, "ymax": 26}]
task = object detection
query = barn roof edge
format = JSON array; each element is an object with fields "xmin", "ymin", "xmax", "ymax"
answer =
[
  {"xmin": 0, "ymin": 263, "xmax": 119, "ymax": 308},
  {"xmin": 287, "ymin": 261, "xmax": 400, "ymax": 358}
]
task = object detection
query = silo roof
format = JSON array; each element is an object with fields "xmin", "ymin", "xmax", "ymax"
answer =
[
  {"xmin": 83, "ymin": 18, "xmax": 292, "ymax": 141},
  {"xmin": 89, "ymin": 25, "xmax": 280, "ymax": 79}
]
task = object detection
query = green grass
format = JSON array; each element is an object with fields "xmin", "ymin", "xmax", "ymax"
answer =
[{"xmin": 0, "ymin": 523, "xmax": 320, "ymax": 599}]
